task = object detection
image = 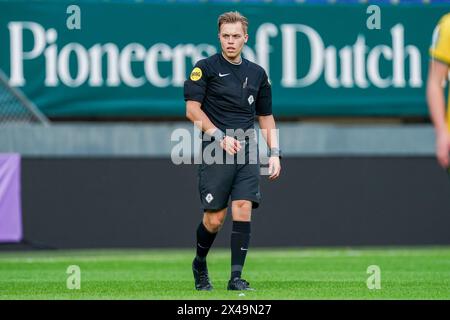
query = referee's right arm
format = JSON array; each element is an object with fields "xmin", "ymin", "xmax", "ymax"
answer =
[
  {"xmin": 184, "ymin": 62, "xmax": 241, "ymax": 155},
  {"xmin": 186, "ymin": 100, "xmax": 217, "ymax": 136}
]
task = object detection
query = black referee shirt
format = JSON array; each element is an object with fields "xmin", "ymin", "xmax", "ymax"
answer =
[{"xmin": 184, "ymin": 53, "xmax": 272, "ymax": 133}]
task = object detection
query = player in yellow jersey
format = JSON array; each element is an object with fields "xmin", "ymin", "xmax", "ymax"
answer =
[{"xmin": 427, "ymin": 13, "xmax": 450, "ymax": 169}]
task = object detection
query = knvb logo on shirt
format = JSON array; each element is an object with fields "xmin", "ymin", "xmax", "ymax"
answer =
[
  {"xmin": 205, "ymin": 193, "xmax": 214, "ymax": 203},
  {"xmin": 5, "ymin": 21, "xmax": 422, "ymax": 89}
]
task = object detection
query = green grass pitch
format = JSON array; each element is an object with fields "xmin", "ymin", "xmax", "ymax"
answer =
[{"xmin": 0, "ymin": 247, "xmax": 449, "ymax": 299}]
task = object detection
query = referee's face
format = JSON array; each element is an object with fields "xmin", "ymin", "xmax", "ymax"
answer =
[{"xmin": 219, "ymin": 22, "xmax": 248, "ymax": 61}]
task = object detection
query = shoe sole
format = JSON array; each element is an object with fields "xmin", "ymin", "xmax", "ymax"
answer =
[
  {"xmin": 227, "ymin": 286, "xmax": 255, "ymax": 291},
  {"xmin": 196, "ymin": 287, "xmax": 213, "ymax": 291}
]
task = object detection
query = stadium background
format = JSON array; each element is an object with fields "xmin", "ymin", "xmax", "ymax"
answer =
[{"xmin": 1, "ymin": 0, "xmax": 450, "ymax": 250}]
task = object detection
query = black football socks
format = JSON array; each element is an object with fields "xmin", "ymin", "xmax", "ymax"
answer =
[
  {"xmin": 194, "ymin": 221, "xmax": 218, "ymax": 271},
  {"xmin": 230, "ymin": 221, "xmax": 251, "ymax": 280}
]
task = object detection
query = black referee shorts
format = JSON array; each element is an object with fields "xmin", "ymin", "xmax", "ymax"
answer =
[{"xmin": 197, "ymin": 137, "xmax": 261, "ymax": 211}]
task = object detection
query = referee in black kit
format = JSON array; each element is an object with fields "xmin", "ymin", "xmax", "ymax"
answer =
[{"xmin": 184, "ymin": 11, "xmax": 281, "ymax": 291}]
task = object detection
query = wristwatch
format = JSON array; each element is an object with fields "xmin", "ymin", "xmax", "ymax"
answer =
[{"xmin": 268, "ymin": 147, "xmax": 282, "ymax": 159}]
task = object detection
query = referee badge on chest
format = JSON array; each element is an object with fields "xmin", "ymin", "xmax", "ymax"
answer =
[{"xmin": 248, "ymin": 95, "xmax": 254, "ymax": 105}]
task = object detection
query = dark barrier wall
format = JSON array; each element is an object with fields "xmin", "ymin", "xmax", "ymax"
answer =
[{"xmin": 21, "ymin": 157, "xmax": 450, "ymax": 248}]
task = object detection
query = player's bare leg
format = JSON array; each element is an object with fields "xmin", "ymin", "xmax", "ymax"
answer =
[
  {"xmin": 228, "ymin": 200, "xmax": 254, "ymax": 290},
  {"xmin": 192, "ymin": 208, "xmax": 227, "ymax": 291}
]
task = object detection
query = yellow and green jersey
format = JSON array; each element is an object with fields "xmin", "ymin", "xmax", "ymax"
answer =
[
  {"xmin": 430, "ymin": 13, "xmax": 450, "ymax": 127},
  {"xmin": 430, "ymin": 13, "xmax": 450, "ymax": 65}
]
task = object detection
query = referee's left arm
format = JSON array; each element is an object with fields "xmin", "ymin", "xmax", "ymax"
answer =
[
  {"xmin": 258, "ymin": 115, "xmax": 281, "ymax": 180},
  {"xmin": 258, "ymin": 115, "xmax": 279, "ymax": 151},
  {"xmin": 256, "ymin": 71, "xmax": 281, "ymax": 180}
]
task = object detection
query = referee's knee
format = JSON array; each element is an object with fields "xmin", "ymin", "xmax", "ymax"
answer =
[
  {"xmin": 203, "ymin": 209, "xmax": 227, "ymax": 233},
  {"xmin": 233, "ymin": 200, "xmax": 252, "ymax": 209},
  {"xmin": 231, "ymin": 200, "xmax": 252, "ymax": 221}
]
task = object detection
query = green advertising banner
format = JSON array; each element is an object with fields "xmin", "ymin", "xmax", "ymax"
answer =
[{"xmin": 0, "ymin": 1, "xmax": 449, "ymax": 118}]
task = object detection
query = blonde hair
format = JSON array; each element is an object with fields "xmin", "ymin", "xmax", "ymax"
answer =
[{"xmin": 218, "ymin": 11, "xmax": 248, "ymax": 34}]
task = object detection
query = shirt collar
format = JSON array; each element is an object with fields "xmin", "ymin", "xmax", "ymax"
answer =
[{"xmin": 220, "ymin": 52, "xmax": 242, "ymax": 66}]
